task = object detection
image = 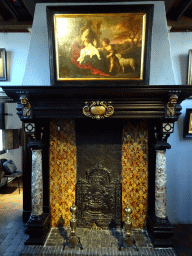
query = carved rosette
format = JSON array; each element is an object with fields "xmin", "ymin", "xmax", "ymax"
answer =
[{"xmin": 83, "ymin": 101, "xmax": 114, "ymax": 120}]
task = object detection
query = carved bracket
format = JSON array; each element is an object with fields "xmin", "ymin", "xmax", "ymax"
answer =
[
  {"xmin": 166, "ymin": 94, "xmax": 179, "ymax": 118},
  {"xmin": 83, "ymin": 101, "xmax": 114, "ymax": 120},
  {"xmin": 18, "ymin": 92, "xmax": 33, "ymax": 119}
]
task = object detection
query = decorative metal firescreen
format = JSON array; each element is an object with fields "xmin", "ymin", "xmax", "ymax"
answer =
[{"xmin": 76, "ymin": 164, "xmax": 122, "ymax": 228}]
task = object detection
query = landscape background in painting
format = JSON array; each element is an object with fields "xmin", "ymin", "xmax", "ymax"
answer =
[{"xmin": 54, "ymin": 13, "xmax": 146, "ymax": 80}]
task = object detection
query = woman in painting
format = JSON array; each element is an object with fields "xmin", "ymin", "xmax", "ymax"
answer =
[
  {"xmin": 77, "ymin": 39, "xmax": 101, "ymax": 65},
  {"xmin": 71, "ymin": 24, "xmax": 110, "ymax": 77}
]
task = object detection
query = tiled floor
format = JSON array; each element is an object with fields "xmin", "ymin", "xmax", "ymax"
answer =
[
  {"xmin": 172, "ymin": 224, "xmax": 192, "ymax": 256},
  {"xmin": 0, "ymin": 178, "xmax": 28, "ymax": 256},
  {"xmin": 0, "ymin": 178, "xmax": 192, "ymax": 256}
]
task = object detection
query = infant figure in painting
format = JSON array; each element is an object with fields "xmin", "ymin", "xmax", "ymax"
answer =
[
  {"xmin": 98, "ymin": 38, "xmax": 121, "ymax": 73},
  {"xmin": 77, "ymin": 39, "xmax": 101, "ymax": 65}
]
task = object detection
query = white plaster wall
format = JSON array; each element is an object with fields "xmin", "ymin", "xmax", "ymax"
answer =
[
  {"xmin": 0, "ymin": 147, "xmax": 22, "ymax": 172},
  {"xmin": 0, "ymin": 33, "xmax": 31, "ymax": 91},
  {"xmin": 169, "ymin": 32, "xmax": 192, "ymax": 85},
  {"xmin": 167, "ymin": 100, "xmax": 192, "ymax": 224},
  {"xmin": 4, "ymin": 103, "xmax": 22, "ymax": 129},
  {"xmin": 22, "ymin": 1, "xmax": 175, "ymax": 85},
  {"xmin": 0, "ymin": 33, "xmax": 29, "ymax": 171},
  {"xmin": 167, "ymin": 32, "xmax": 192, "ymax": 224}
]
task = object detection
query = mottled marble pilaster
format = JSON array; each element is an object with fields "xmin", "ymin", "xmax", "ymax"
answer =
[
  {"xmin": 31, "ymin": 149, "xmax": 43, "ymax": 217},
  {"xmin": 155, "ymin": 150, "xmax": 167, "ymax": 219}
]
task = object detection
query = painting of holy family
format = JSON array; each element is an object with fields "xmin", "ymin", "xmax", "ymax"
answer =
[{"xmin": 53, "ymin": 12, "xmax": 147, "ymax": 81}]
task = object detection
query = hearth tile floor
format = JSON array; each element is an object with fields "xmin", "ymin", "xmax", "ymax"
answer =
[
  {"xmin": 21, "ymin": 227, "xmax": 175, "ymax": 256},
  {"xmin": 45, "ymin": 227, "xmax": 153, "ymax": 249},
  {"xmin": 1, "ymin": 178, "xmax": 192, "ymax": 255}
]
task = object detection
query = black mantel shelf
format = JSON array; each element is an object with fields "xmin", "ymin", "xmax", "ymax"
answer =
[{"xmin": 2, "ymin": 85, "xmax": 192, "ymax": 120}]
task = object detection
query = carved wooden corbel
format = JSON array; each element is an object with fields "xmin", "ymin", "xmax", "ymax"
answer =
[
  {"xmin": 19, "ymin": 94, "xmax": 33, "ymax": 119},
  {"xmin": 166, "ymin": 94, "xmax": 178, "ymax": 117}
]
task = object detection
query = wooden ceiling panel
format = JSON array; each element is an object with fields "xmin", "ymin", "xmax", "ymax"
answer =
[
  {"xmin": 0, "ymin": 0, "xmax": 192, "ymax": 32},
  {"xmin": 166, "ymin": 0, "xmax": 192, "ymax": 20}
]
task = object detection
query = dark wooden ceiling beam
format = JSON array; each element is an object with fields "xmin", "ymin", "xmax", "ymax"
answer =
[
  {"xmin": 0, "ymin": 1, "xmax": 13, "ymax": 20},
  {"xmin": 0, "ymin": 0, "xmax": 33, "ymax": 22},
  {"xmin": 167, "ymin": 0, "xmax": 192, "ymax": 20},
  {"xmin": 0, "ymin": 24, "xmax": 32, "ymax": 32}
]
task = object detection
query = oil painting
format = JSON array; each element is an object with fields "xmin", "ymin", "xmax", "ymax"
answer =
[
  {"xmin": 189, "ymin": 112, "xmax": 192, "ymax": 133},
  {"xmin": 188, "ymin": 49, "xmax": 192, "ymax": 85},
  {"xmin": 0, "ymin": 48, "xmax": 7, "ymax": 81},
  {"xmin": 53, "ymin": 13, "xmax": 147, "ymax": 81}
]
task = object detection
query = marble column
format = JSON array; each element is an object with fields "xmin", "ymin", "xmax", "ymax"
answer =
[
  {"xmin": 30, "ymin": 149, "xmax": 43, "ymax": 220},
  {"xmin": 155, "ymin": 149, "xmax": 167, "ymax": 219},
  {"xmin": 25, "ymin": 141, "xmax": 50, "ymax": 245}
]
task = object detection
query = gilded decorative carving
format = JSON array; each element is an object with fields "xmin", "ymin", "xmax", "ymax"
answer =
[
  {"xmin": 83, "ymin": 101, "xmax": 114, "ymax": 120},
  {"xmin": 20, "ymin": 94, "xmax": 32, "ymax": 118},
  {"xmin": 166, "ymin": 94, "xmax": 178, "ymax": 117}
]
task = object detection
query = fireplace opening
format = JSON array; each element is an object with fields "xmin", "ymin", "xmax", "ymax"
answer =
[
  {"xmin": 76, "ymin": 118, "xmax": 123, "ymax": 228},
  {"xmin": 49, "ymin": 118, "xmax": 148, "ymax": 230}
]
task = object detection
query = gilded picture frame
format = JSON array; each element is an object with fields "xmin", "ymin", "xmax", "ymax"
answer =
[
  {"xmin": 47, "ymin": 4, "xmax": 154, "ymax": 86},
  {"xmin": 187, "ymin": 49, "xmax": 192, "ymax": 85},
  {"xmin": 183, "ymin": 108, "xmax": 192, "ymax": 138},
  {"xmin": 0, "ymin": 49, "xmax": 7, "ymax": 81}
]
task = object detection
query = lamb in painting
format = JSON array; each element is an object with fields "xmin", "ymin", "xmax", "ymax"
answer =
[{"xmin": 115, "ymin": 53, "xmax": 136, "ymax": 73}]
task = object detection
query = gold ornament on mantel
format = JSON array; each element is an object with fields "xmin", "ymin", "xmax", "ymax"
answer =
[{"xmin": 83, "ymin": 101, "xmax": 114, "ymax": 120}]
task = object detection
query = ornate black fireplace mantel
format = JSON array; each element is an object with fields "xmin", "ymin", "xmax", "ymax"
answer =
[
  {"xmin": 2, "ymin": 85, "xmax": 192, "ymax": 119},
  {"xmin": 2, "ymin": 85, "xmax": 192, "ymax": 247}
]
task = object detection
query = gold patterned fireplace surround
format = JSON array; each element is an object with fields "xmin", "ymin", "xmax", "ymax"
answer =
[
  {"xmin": 49, "ymin": 118, "xmax": 148, "ymax": 229},
  {"xmin": 3, "ymin": 85, "xmax": 192, "ymax": 248}
]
